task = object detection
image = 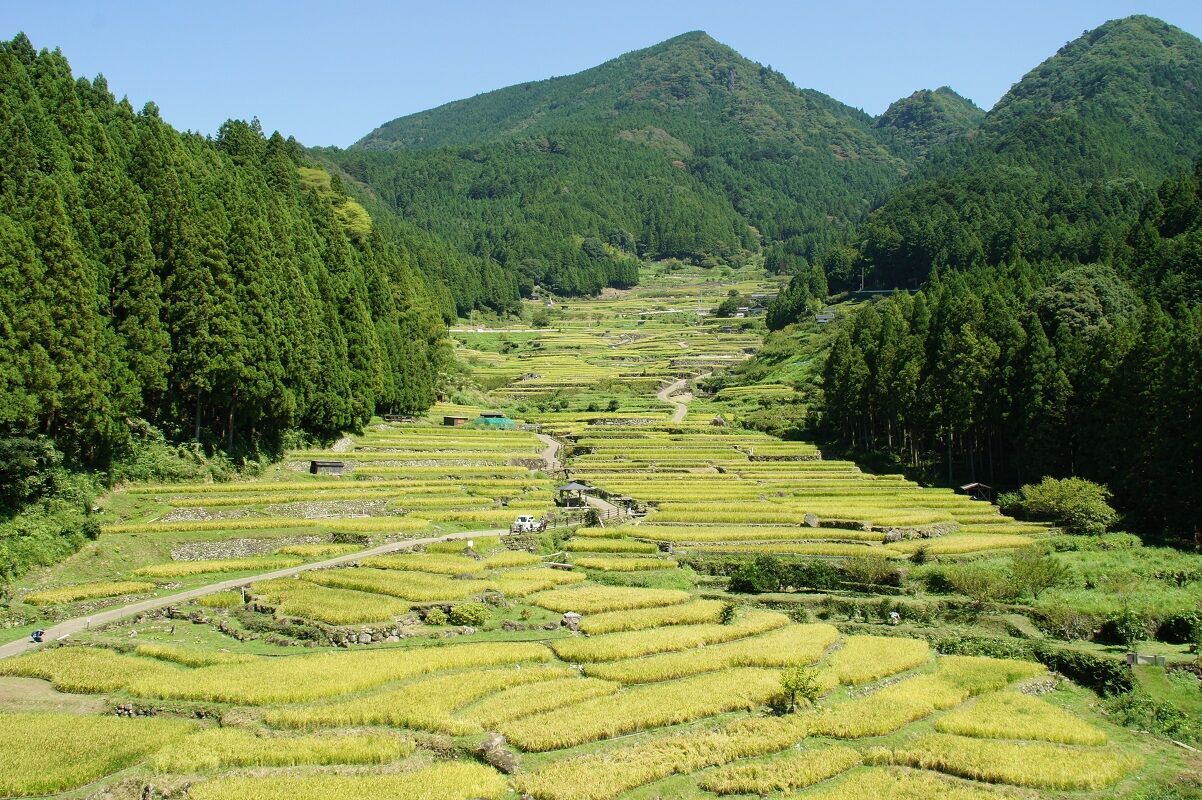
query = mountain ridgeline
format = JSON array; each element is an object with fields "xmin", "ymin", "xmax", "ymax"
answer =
[
  {"xmin": 325, "ymin": 32, "xmax": 910, "ymax": 296},
  {"xmin": 0, "ymin": 34, "xmax": 454, "ymax": 469}
]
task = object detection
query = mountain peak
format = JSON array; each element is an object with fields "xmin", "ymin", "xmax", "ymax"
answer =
[{"xmin": 875, "ymin": 86, "xmax": 983, "ymax": 157}]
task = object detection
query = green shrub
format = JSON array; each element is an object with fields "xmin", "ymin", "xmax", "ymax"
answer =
[
  {"xmin": 424, "ymin": 607, "xmax": 448, "ymax": 625},
  {"xmin": 447, "ymin": 602, "xmax": 489, "ymax": 627},
  {"xmin": 728, "ymin": 556, "xmax": 782, "ymax": 593},
  {"xmin": 1008, "ymin": 476, "xmax": 1118, "ymax": 535},
  {"xmin": 841, "ymin": 557, "xmax": 899, "ymax": 588},
  {"xmin": 1105, "ymin": 689, "xmax": 1200, "ymax": 745}
]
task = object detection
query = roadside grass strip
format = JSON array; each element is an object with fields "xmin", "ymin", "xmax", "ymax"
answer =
[
  {"xmin": 493, "ymin": 568, "xmax": 587, "ymax": 596},
  {"xmin": 572, "ymin": 555, "xmax": 678, "ymax": 571},
  {"xmin": 22, "ymin": 580, "xmax": 155, "ymax": 605},
  {"xmin": 552, "ymin": 610, "xmax": 789, "ymax": 662},
  {"xmin": 197, "ymin": 591, "xmax": 242, "ymax": 608},
  {"xmin": 0, "ymin": 711, "xmax": 194, "ymax": 797},
  {"xmin": 580, "ymin": 598, "xmax": 726, "ymax": 634},
  {"xmin": 251, "ymin": 577, "xmax": 411, "ymax": 624},
  {"xmin": 134, "ymin": 556, "xmax": 303, "ymax": 578},
  {"xmin": 934, "ymin": 691, "xmax": 1107, "ymax": 745},
  {"xmin": 187, "ymin": 762, "xmax": 507, "ymax": 800},
  {"xmin": 456, "ymin": 676, "xmax": 621, "ymax": 728},
  {"xmin": 124, "ymin": 642, "xmax": 552, "ymax": 704},
  {"xmin": 871, "ymin": 733, "xmax": 1139, "ymax": 790},
  {"xmin": 797, "ymin": 767, "xmax": 1017, "ymax": 800},
  {"xmin": 266, "ymin": 665, "xmax": 573, "ymax": 734},
  {"xmin": 814, "ymin": 656, "xmax": 1047, "ymax": 739},
  {"xmin": 586, "ymin": 623, "xmax": 839, "ymax": 683},
  {"xmin": 563, "ymin": 537, "xmax": 659, "ymax": 554},
  {"xmin": 499, "ymin": 667, "xmax": 783, "ymax": 751},
  {"xmin": 0, "ymin": 646, "xmax": 181, "ymax": 693},
  {"xmin": 302, "ymin": 567, "xmax": 495, "ymax": 602},
  {"xmin": 150, "ymin": 728, "xmax": 414, "ymax": 772},
  {"xmin": 133, "ymin": 643, "xmax": 256, "ymax": 667},
  {"xmin": 826, "ymin": 636, "xmax": 931, "ymax": 685},
  {"xmin": 698, "ymin": 744, "xmax": 862, "ymax": 794},
  {"xmin": 528, "ymin": 585, "xmax": 691, "ymax": 614}
]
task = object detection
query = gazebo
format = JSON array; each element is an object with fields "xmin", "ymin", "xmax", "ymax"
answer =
[
  {"xmin": 556, "ymin": 481, "xmax": 592, "ymax": 507},
  {"xmin": 959, "ymin": 482, "xmax": 993, "ymax": 502}
]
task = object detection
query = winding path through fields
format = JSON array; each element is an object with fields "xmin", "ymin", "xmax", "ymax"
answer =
[
  {"xmin": 657, "ymin": 377, "xmax": 693, "ymax": 422},
  {"xmin": 0, "ymin": 528, "xmax": 502, "ymax": 661}
]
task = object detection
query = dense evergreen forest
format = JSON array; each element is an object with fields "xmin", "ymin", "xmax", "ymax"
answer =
[
  {"xmin": 795, "ymin": 17, "xmax": 1202, "ymax": 540},
  {"xmin": 326, "ymin": 32, "xmax": 909, "ymax": 296}
]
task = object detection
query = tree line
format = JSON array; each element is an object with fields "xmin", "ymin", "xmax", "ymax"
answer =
[{"xmin": 0, "ymin": 34, "xmax": 454, "ymax": 469}]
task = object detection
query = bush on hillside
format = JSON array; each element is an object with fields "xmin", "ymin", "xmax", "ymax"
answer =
[{"xmin": 1001, "ymin": 476, "xmax": 1118, "ymax": 534}]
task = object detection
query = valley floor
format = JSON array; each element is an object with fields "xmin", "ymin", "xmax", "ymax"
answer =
[{"xmin": 0, "ymin": 263, "xmax": 1198, "ymax": 800}]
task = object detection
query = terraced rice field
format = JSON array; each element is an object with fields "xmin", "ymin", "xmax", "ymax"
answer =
[{"xmin": 2, "ymin": 265, "xmax": 1158, "ymax": 799}]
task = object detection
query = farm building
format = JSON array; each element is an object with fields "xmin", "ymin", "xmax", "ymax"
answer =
[
  {"xmin": 309, "ymin": 460, "xmax": 346, "ymax": 476},
  {"xmin": 959, "ymin": 482, "xmax": 993, "ymax": 501},
  {"xmin": 443, "ymin": 415, "xmax": 470, "ymax": 426},
  {"xmin": 475, "ymin": 411, "xmax": 516, "ymax": 429}
]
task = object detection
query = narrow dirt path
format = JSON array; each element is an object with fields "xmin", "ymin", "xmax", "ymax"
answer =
[
  {"xmin": 535, "ymin": 433, "xmax": 563, "ymax": 471},
  {"xmin": 657, "ymin": 377, "xmax": 691, "ymax": 422},
  {"xmin": 0, "ymin": 527, "xmax": 503, "ymax": 661}
]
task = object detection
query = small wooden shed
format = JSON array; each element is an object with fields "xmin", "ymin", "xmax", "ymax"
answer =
[
  {"xmin": 443, "ymin": 415, "xmax": 470, "ymax": 427},
  {"xmin": 310, "ymin": 460, "xmax": 346, "ymax": 476},
  {"xmin": 959, "ymin": 482, "xmax": 993, "ymax": 502}
]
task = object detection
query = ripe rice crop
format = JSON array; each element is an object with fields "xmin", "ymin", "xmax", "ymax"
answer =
[
  {"xmin": 826, "ymin": 636, "xmax": 931, "ymax": 685},
  {"xmin": 876, "ymin": 733, "xmax": 1139, "ymax": 790},
  {"xmin": 887, "ymin": 535, "xmax": 1035, "ymax": 555},
  {"xmin": 799, "ymin": 767, "xmax": 1014, "ymax": 800},
  {"xmin": 167, "ymin": 489, "xmax": 409, "ymax": 507},
  {"xmin": 573, "ymin": 555, "xmax": 678, "ymax": 571},
  {"xmin": 104, "ymin": 516, "xmax": 429, "ymax": 534},
  {"xmin": 426, "ymin": 508, "xmax": 545, "ymax": 523},
  {"xmin": 456, "ymin": 676, "xmax": 620, "ymax": 728},
  {"xmin": 251, "ymin": 577, "xmax": 411, "ymax": 624},
  {"xmin": 0, "ymin": 646, "xmax": 180, "ymax": 693},
  {"xmin": 361, "ymin": 552, "xmax": 485, "ymax": 574},
  {"xmin": 552, "ymin": 610, "xmax": 788, "ymax": 662},
  {"xmin": 0, "ymin": 711, "xmax": 194, "ymax": 797},
  {"xmin": 482, "ymin": 550, "xmax": 541, "ymax": 568},
  {"xmin": 134, "ymin": 555, "xmax": 303, "ymax": 578},
  {"xmin": 813, "ymin": 656, "xmax": 1046, "ymax": 739},
  {"xmin": 197, "ymin": 591, "xmax": 242, "ymax": 608},
  {"xmin": 629, "ymin": 525, "xmax": 884, "ymax": 544},
  {"xmin": 563, "ymin": 537, "xmax": 658, "ymax": 554},
  {"xmin": 427, "ymin": 535, "xmax": 502, "ymax": 553},
  {"xmin": 513, "ymin": 712, "xmax": 810, "ymax": 800},
  {"xmin": 580, "ymin": 598, "xmax": 726, "ymax": 634},
  {"xmin": 698, "ymin": 744, "xmax": 861, "ymax": 794},
  {"xmin": 267, "ymin": 665, "xmax": 573, "ymax": 734},
  {"xmin": 500, "ymin": 667, "xmax": 782, "ymax": 751},
  {"xmin": 275, "ymin": 542, "xmax": 364, "ymax": 557},
  {"xmin": 587, "ymin": 623, "xmax": 839, "ymax": 683},
  {"xmin": 934, "ymin": 691, "xmax": 1107, "ymax": 745},
  {"xmin": 23, "ymin": 580, "xmax": 155, "ymax": 606},
  {"xmin": 493, "ymin": 567, "xmax": 587, "ymax": 596},
  {"xmin": 150, "ymin": 727, "xmax": 413, "ymax": 771},
  {"xmin": 126, "ymin": 641, "xmax": 551, "ymax": 704},
  {"xmin": 529, "ymin": 585, "xmax": 691, "ymax": 614},
  {"xmin": 689, "ymin": 542, "xmax": 896, "ymax": 557},
  {"xmin": 303, "ymin": 567, "xmax": 494, "ymax": 602},
  {"xmin": 187, "ymin": 762, "xmax": 507, "ymax": 800},
  {"xmin": 134, "ymin": 643, "xmax": 255, "ymax": 667}
]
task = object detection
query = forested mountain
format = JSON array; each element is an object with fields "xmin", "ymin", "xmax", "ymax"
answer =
[
  {"xmin": 0, "ymin": 33, "xmax": 453, "ymax": 469},
  {"xmin": 856, "ymin": 15, "xmax": 1202, "ymax": 289},
  {"xmin": 325, "ymin": 32, "xmax": 910, "ymax": 296},
  {"xmin": 803, "ymin": 16, "xmax": 1202, "ymax": 539},
  {"xmin": 873, "ymin": 87, "xmax": 984, "ymax": 159}
]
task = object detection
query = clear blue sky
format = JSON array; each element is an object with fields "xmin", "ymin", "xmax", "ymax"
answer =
[{"xmin": 7, "ymin": 1, "xmax": 1202, "ymax": 147}]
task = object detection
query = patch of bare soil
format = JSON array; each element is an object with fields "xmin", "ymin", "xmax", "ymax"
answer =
[{"xmin": 0, "ymin": 676, "xmax": 106, "ymax": 714}]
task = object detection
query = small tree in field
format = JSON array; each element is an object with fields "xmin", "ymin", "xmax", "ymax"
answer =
[
  {"xmin": 780, "ymin": 666, "xmax": 821, "ymax": 712},
  {"xmin": 1008, "ymin": 547, "xmax": 1070, "ymax": 600}
]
